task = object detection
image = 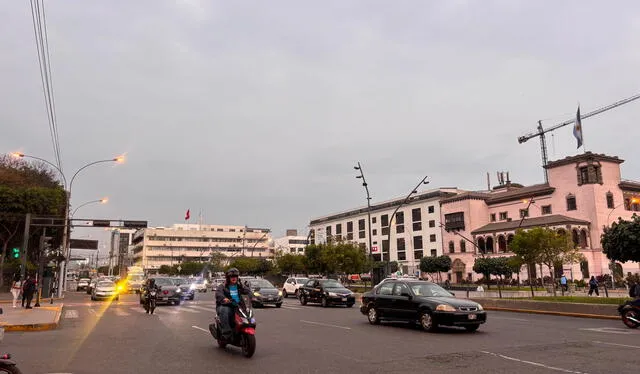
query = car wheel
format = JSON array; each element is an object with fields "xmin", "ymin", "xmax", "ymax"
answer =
[
  {"xmin": 368, "ymin": 306, "xmax": 380, "ymax": 325},
  {"xmin": 321, "ymin": 297, "xmax": 328, "ymax": 308},
  {"xmin": 419, "ymin": 311, "xmax": 438, "ymax": 332},
  {"xmin": 282, "ymin": 289, "xmax": 288, "ymax": 298},
  {"xmin": 276, "ymin": 303, "xmax": 282, "ymax": 308},
  {"xmin": 76, "ymin": 288, "xmax": 80, "ymax": 292},
  {"xmin": 294, "ymin": 289, "xmax": 299, "ymax": 297},
  {"xmin": 346, "ymin": 303, "xmax": 354, "ymax": 308},
  {"xmin": 91, "ymin": 295, "xmax": 95, "ymax": 301},
  {"xmin": 465, "ymin": 324, "xmax": 480, "ymax": 332},
  {"xmin": 299, "ymin": 295, "xmax": 307, "ymax": 306}
]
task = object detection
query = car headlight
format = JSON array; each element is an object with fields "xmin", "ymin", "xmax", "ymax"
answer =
[
  {"xmin": 253, "ymin": 292, "xmax": 261, "ymax": 297},
  {"xmin": 435, "ymin": 304, "xmax": 457, "ymax": 312},
  {"xmin": 476, "ymin": 304, "xmax": 483, "ymax": 311},
  {"xmin": 190, "ymin": 284, "xmax": 196, "ymax": 290},
  {"xmin": 278, "ymin": 291, "xmax": 283, "ymax": 296},
  {"xmin": 175, "ymin": 288, "xmax": 181, "ymax": 293},
  {"xmin": 328, "ymin": 292, "xmax": 338, "ymax": 297}
]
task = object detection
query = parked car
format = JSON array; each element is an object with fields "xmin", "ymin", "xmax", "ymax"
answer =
[
  {"xmin": 139, "ymin": 277, "xmax": 182, "ymax": 306},
  {"xmin": 282, "ymin": 277, "xmax": 309, "ymax": 298},
  {"xmin": 176, "ymin": 278, "xmax": 195, "ymax": 300},
  {"xmin": 91, "ymin": 280, "xmax": 119, "ymax": 301},
  {"xmin": 360, "ymin": 280, "xmax": 486, "ymax": 332},
  {"xmin": 246, "ymin": 279, "xmax": 283, "ymax": 308},
  {"xmin": 76, "ymin": 278, "xmax": 90, "ymax": 291},
  {"xmin": 299, "ymin": 279, "xmax": 355, "ymax": 308}
]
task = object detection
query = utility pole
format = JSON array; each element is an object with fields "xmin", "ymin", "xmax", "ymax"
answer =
[{"xmin": 20, "ymin": 213, "xmax": 31, "ymax": 281}]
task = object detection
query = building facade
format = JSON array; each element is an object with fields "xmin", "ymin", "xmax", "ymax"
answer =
[
  {"xmin": 110, "ymin": 229, "xmax": 136, "ymax": 277},
  {"xmin": 274, "ymin": 229, "xmax": 309, "ymax": 255},
  {"xmin": 309, "ymin": 188, "xmax": 460, "ymax": 275},
  {"xmin": 441, "ymin": 152, "xmax": 640, "ymax": 283},
  {"xmin": 131, "ymin": 224, "xmax": 273, "ymax": 272}
]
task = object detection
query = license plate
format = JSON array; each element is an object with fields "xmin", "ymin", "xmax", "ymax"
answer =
[
  {"xmin": 163, "ymin": 297, "xmax": 168, "ymax": 301},
  {"xmin": 468, "ymin": 314, "xmax": 477, "ymax": 320},
  {"xmin": 342, "ymin": 297, "xmax": 347, "ymax": 301}
]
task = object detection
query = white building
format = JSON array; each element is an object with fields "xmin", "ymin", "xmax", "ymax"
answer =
[
  {"xmin": 309, "ymin": 188, "xmax": 460, "ymax": 275},
  {"xmin": 131, "ymin": 224, "xmax": 273, "ymax": 272},
  {"xmin": 274, "ymin": 229, "xmax": 309, "ymax": 255}
]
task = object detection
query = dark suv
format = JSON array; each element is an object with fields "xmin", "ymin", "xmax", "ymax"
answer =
[
  {"xmin": 139, "ymin": 277, "xmax": 182, "ymax": 306},
  {"xmin": 299, "ymin": 279, "xmax": 355, "ymax": 308}
]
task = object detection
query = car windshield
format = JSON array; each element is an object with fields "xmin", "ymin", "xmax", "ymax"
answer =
[
  {"xmin": 177, "ymin": 279, "xmax": 190, "ymax": 285},
  {"xmin": 153, "ymin": 278, "xmax": 174, "ymax": 286},
  {"xmin": 195, "ymin": 279, "xmax": 205, "ymax": 284},
  {"xmin": 97, "ymin": 281, "xmax": 113, "ymax": 287},
  {"xmin": 250, "ymin": 280, "xmax": 274, "ymax": 289},
  {"xmin": 410, "ymin": 283, "xmax": 454, "ymax": 297},
  {"xmin": 296, "ymin": 278, "xmax": 308, "ymax": 283},
  {"xmin": 319, "ymin": 280, "xmax": 343, "ymax": 288}
]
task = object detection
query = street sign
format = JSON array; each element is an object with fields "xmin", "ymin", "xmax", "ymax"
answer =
[
  {"xmin": 177, "ymin": 266, "xmax": 182, "ymax": 272},
  {"xmin": 69, "ymin": 239, "xmax": 98, "ymax": 250},
  {"xmin": 92, "ymin": 220, "xmax": 110, "ymax": 227},
  {"xmin": 371, "ymin": 245, "xmax": 380, "ymax": 254},
  {"xmin": 123, "ymin": 220, "xmax": 148, "ymax": 229}
]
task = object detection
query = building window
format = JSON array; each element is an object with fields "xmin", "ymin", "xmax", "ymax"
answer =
[
  {"xmin": 413, "ymin": 222, "xmax": 422, "ymax": 231},
  {"xmin": 395, "ymin": 211, "xmax": 404, "ymax": 225},
  {"xmin": 460, "ymin": 240, "xmax": 466, "ymax": 253},
  {"xmin": 358, "ymin": 219, "xmax": 365, "ymax": 231},
  {"xmin": 381, "ymin": 227, "xmax": 389, "ymax": 236},
  {"xmin": 412, "ymin": 208, "xmax": 422, "ymax": 222},
  {"xmin": 347, "ymin": 233, "xmax": 353, "ymax": 240},
  {"xmin": 413, "ymin": 236, "xmax": 423, "ymax": 249},
  {"xmin": 396, "ymin": 225, "xmax": 405, "ymax": 234},
  {"xmin": 397, "ymin": 238, "xmax": 405, "ymax": 251},
  {"xmin": 372, "ymin": 229, "xmax": 377, "ymax": 235},
  {"xmin": 579, "ymin": 229, "xmax": 588, "ymax": 248},
  {"xmin": 347, "ymin": 221, "xmax": 353, "ymax": 233},
  {"xmin": 490, "ymin": 213, "xmax": 496, "ymax": 222},
  {"xmin": 519, "ymin": 209, "xmax": 529, "ymax": 218},
  {"xmin": 498, "ymin": 235, "xmax": 507, "ymax": 252},
  {"xmin": 359, "ymin": 231, "xmax": 366, "ymax": 239},
  {"xmin": 499, "ymin": 212, "xmax": 508, "ymax": 220},
  {"xmin": 448, "ymin": 241, "xmax": 455, "ymax": 253},
  {"xmin": 430, "ymin": 249, "xmax": 437, "ymax": 257},
  {"xmin": 372, "ymin": 217, "xmax": 377, "ymax": 224},
  {"xmin": 336, "ymin": 224, "xmax": 342, "ymax": 235},
  {"xmin": 428, "ymin": 220, "xmax": 435, "ymax": 228},
  {"xmin": 566, "ymin": 195, "xmax": 577, "ymax": 211},
  {"xmin": 606, "ymin": 192, "xmax": 614, "ymax": 209},
  {"xmin": 578, "ymin": 164, "xmax": 602, "ymax": 185},
  {"xmin": 414, "ymin": 250, "xmax": 423, "ymax": 259},
  {"xmin": 336, "ymin": 235, "xmax": 342, "ymax": 241},
  {"xmin": 326, "ymin": 226, "xmax": 332, "ymax": 237},
  {"xmin": 428, "ymin": 206, "xmax": 435, "ymax": 214},
  {"xmin": 444, "ymin": 212, "xmax": 465, "ymax": 231},
  {"xmin": 542, "ymin": 205, "xmax": 552, "ymax": 215},
  {"xmin": 381, "ymin": 215, "xmax": 389, "ymax": 227},
  {"xmin": 429, "ymin": 234, "xmax": 436, "ymax": 242},
  {"xmin": 397, "ymin": 252, "xmax": 406, "ymax": 261}
]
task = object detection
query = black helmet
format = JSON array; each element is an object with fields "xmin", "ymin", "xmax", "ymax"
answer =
[
  {"xmin": 226, "ymin": 268, "xmax": 239, "ymax": 278},
  {"xmin": 148, "ymin": 278, "xmax": 155, "ymax": 286}
]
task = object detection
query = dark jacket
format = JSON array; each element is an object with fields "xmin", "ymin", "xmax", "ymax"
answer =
[
  {"xmin": 215, "ymin": 281, "xmax": 249, "ymax": 307},
  {"xmin": 23, "ymin": 279, "xmax": 37, "ymax": 295}
]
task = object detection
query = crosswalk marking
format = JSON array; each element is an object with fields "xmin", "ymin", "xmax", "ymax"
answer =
[
  {"xmin": 64, "ymin": 310, "xmax": 79, "ymax": 319},
  {"xmin": 114, "ymin": 309, "xmax": 130, "ymax": 316}
]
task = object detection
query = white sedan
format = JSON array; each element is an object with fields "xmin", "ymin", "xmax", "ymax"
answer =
[{"xmin": 91, "ymin": 280, "xmax": 120, "ymax": 301}]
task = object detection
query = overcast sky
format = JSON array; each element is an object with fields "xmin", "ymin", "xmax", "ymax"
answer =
[{"xmin": 2, "ymin": 1, "xmax": 640, "ymax": 257}]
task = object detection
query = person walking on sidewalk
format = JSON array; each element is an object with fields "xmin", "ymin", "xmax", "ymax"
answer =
[
  {"xmin": 22, "ymin": 275, "xmax": 37, "ymax": 309},
  {"xmin": 588, "ymin": 276, "xmax": 599, "ymax": 296},
  {"xmin": 10, "ymin": 274, "xmax": 22, "ymax": 308},
  {"xmin": 560, "ymin": 274, "xmax": 568, "ymax": 293}
]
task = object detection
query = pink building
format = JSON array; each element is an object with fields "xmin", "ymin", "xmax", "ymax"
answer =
[{"xmin": 440, "ymin": 152, "xmax": 640, "ymax": 283}]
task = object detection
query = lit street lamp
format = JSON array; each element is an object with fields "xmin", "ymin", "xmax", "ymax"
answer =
[
  {"xmin": 71, "ymin": 197, "xmax": 108, "ymax": 218},
  {"xmin": 12, "ymin": 152, "xmax": 124, "ymax": 296}
]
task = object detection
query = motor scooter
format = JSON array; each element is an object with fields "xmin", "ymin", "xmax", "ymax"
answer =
[
  {"xmin": 209, "ymin": 295, "xmax": 256, "ymax": 358},
  {"xmin": 618, "ymin": 300, "xmax": 640, "ymax": 329},
  {"xmin": 0, "ymin": 308, "xmax": 22, "ymax": 373}
]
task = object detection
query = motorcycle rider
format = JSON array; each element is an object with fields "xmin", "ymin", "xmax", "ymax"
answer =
[
  {"xmin": 215, "ymin": 268, "xmax": 250, "ymax": 339},
  {"xmin": 143, "ymin": 278, "xmax": 159, "ymax": 314}
]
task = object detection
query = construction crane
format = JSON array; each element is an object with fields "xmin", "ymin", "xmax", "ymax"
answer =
[{"xmin": 518, "ymin": 93, "xmax": 640, "ymax": 183}]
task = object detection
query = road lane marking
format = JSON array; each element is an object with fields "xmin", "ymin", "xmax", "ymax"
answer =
[
  {"xmin": 593, "ymin": 341, "xmax": 640, "ymax": 349},
  {"xmin": 300, "ymin": 320, "xmax": 351, "ymax": 330},
  {"xmin": 113, "ymin": 309, "xmax": 130, "ymax": 317},
  {"xmin": 192, "ymin": 326, "xmax": 209, "ymax": 333},
  {"xmin": 481, "ymin": 351, "xmax": 588, "ymax": 374},
  {"xmin": 176, "ymin": 307, "xmax": 200, "ymax": 313},
  {"xmin": 282, "ymin": 306, "xmax": 301, "ymax": 310},
  {"xmin": 64, "ymin": 310, "xmax": 79, "ymax": 319},
  {"xmin": 490, "ymin": 316, "xmax": 528, "ymax": 321},
  {"xmin": 87, "ymin": 308, "xmax": 97, "ymax": 316},
  {"xmin": 579, "ymin": 327, "xmax": 633, "ymax": 335}
]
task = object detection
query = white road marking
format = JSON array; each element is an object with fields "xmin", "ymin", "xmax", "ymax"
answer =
[
  {"xmin": 189, "ymin": 305, "xmax": 216, "ymax": 312},
  {"xmin": 490, "ymin": 316, "xmax": 528, "ymax": 321},
  {"xmin": 192, "ymin": 325, "xmax": 209, "ymax": 333},
  {"xmin": 113, "ymin": 309, "xmax": 130, "ymax": 317},
  {"xmin": 87, "ymin": 308, "xmax": 97, "ymax": 316},
  {"xmin": 281, "ymin": 306, "xmax": 301, "ymax": 310},
  {"xmin": 130, "ymin": 307, "xmax": 146, "ymax": 313},
  {"xmin": 481, "ymin": 351, "xmax": 588, "ymax": 374},
  {"xmin": 593, "ymin": 341, "xmax": 640, "ymax": 349},
  {"xmin": 64, "ymin": 310, "xmax": 79, "ymax": 319},
  {"xmin": 579, "ymin": 327, "xmax": 633, "ymax": 335},
  {"xmin": 300, "ymin": 320, "xmax": 351, "ymax": 330},
  {"xmin": 176, "ymin": 307, "xmax": 200, "ymax": 313}
]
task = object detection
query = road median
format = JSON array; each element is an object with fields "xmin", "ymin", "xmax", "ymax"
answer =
[
  {"xmin": 0, "ymin": 303, "xmax": 64, "ymax": 332},
  {"xmin": 473, "ymin": 298, "xmax": 620, "ymax": 320}
]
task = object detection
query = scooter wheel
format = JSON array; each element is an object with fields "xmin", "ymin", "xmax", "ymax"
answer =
[
  {"xmin": 0, "ymin": 363, "xmax": 23, "ymax": 374},
  {"xmin": 622, "ymin": 309, "xmax": 640, "ymax": 329},
  {"xmin": 217, "ymin": 339, "xmax": 227, "ymax": 348},
  {"xmin": 242, "ymin": 334, "xmax": 256, "ymax": 358}
]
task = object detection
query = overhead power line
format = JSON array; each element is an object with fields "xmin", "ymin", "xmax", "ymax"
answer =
[{"xmin": 29, "ymin": 0, "xmax": 63, "ymax": 171}]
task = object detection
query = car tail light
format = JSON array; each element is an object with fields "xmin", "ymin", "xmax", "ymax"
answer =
[{"xmin": 163, "ymin": 290, "xmax": 169, "ymax": 295}]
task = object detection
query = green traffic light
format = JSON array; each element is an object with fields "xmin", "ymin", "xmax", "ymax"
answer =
[{"xmin": 12, "ymin": 248, "xmax": 19, "ymax": 259}]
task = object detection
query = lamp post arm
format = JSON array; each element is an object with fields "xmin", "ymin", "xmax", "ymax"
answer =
[{"xmin": 69, "ymin": 159, "xmax": 117, "ymax": 192}]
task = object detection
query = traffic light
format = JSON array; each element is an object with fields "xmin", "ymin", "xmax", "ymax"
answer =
[{"xmin": 12, "ymin": 248, "xmax": 19, "ymax": 259}]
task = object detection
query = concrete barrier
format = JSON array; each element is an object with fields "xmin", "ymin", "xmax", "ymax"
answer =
[{"xmin": 472, "ymin": 298, "xmax": 620, "ymax": 320}]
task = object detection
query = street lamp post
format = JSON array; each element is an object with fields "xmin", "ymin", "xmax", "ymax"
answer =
[
  {"xmin": 385, "ymin": 176, "xmax": 429, "ymax": 278},
  {"xmin": 12, "ymin": 152, "xmax": 124, "ymax": 297},
  {"xmin": 70, "ymin": 198, "xmax": 108, "ymax": 218},
  {"xmin": 250, "ymin": 230, "xmax": 271, "ymax": 258},
  {"xmin": 354, "ymin": 163, "xmax": 374, "ymax": 281}
]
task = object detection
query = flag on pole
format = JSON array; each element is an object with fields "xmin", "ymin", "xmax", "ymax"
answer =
[
  {"xmin": 185, "ymin": 209, "xmax": 190, "ymax": 221},
  {"xmin": 573, "ymin": 106, "xmax": 583, "ymax": 148}
]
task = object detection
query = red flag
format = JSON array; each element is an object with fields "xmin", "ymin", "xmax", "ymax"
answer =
[{"xmin": 185, "ymin": 209, "xmax": 190, "ymax": 220}]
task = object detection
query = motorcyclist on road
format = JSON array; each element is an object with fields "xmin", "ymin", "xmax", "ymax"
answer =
[
  {"xmin": 142, "ymin": 278, "xmax": 159, "ymax": 313},
  {"xmin": 215, "ymin": 268, "xmax": 250, "ymax": 339}
]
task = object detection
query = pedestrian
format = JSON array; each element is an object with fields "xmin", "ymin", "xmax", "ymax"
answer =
[
  {"xmin": 560, "ymin": 274, "xmax": 568, "ymax": 292},
  {"xmin": 22, "ymin": 275, "xmax": 37, "ymax": 309},
  {"xmin": 10, "ymin": 274, "xmax": 22, "ymax": 308},
  {"xmin": 588, "ymin": 276, "xmax": 599, "ymax": 296}
]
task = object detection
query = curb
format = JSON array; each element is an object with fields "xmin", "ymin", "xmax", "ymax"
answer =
[
  {"xmin": 0, "ymin": 297, "xmax": 64, "ymax": 304},
  {"xmin": 0, "ymin": 304, "xmax": 64, "ymax": 332},
  {"xmin": 484, "ymin": 306, "xmax": 619, "ymax": 320}
]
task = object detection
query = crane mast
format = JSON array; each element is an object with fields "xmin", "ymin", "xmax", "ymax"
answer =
[{"xmin": 518, "ymin": 93, "xmax": 640, "ymax": 182}]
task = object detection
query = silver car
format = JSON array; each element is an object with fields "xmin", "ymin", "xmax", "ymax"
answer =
[{"xmin": 91, "ymin": 280, "xmax": 120, "ymax": 301}]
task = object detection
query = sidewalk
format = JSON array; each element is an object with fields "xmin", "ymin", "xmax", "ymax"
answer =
[
  {"xmin": 0, "ymin": 291, "xmax": 63, "ymax": 304},
  {"xmin": 0, "ymin": 302, "xmax": 63, "ymax": 331}
]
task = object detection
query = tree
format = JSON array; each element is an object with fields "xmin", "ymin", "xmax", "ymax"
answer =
[
  {"xmin": 511, "ymin": 227, "xmax": 583, "ymax": 296},
  {"xmin": 276, "ymin": 253, "xmax": 304, "ymax": 275},
  {"xmin": 158, "ymin": 265, "xmax": 172, "ymax": 275},
  {"xmin": 228, "ymin": 257, "xmax": 261, "ymax": 275},
  {"xmin": 420, "ymin": 255, "xmax": 452, "ymax": 283},
  {"xmin": 208, "ymin": 251, "xmax": 227, "ymax": 273},
  {"xmin": 178, "ymin": 261, "xmax": 206, "ymax": 276},
  {"xmin": 473, "ymin": 257, "xmax": 519, "ymax": 298},
  {"xmin": 302, "ymin": 242, "xmax": 369, "ymax": 277},
  {"xmin": 602, "ymin": 214, "xmax": 640, "ymax": 263}
]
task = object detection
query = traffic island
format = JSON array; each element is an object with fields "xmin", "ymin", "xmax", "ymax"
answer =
[
  {"xmin": 473, "ymin": 298, "xmax": 620, "ymax": 320},
  {"xmin": 0, "ymin": 303, "xmax": 64, "ymax": 331}
]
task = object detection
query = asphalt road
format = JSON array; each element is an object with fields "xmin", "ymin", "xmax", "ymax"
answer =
[{"xmin": 3, "ymin": 291, "xmax": 640, "ymax": 373}]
